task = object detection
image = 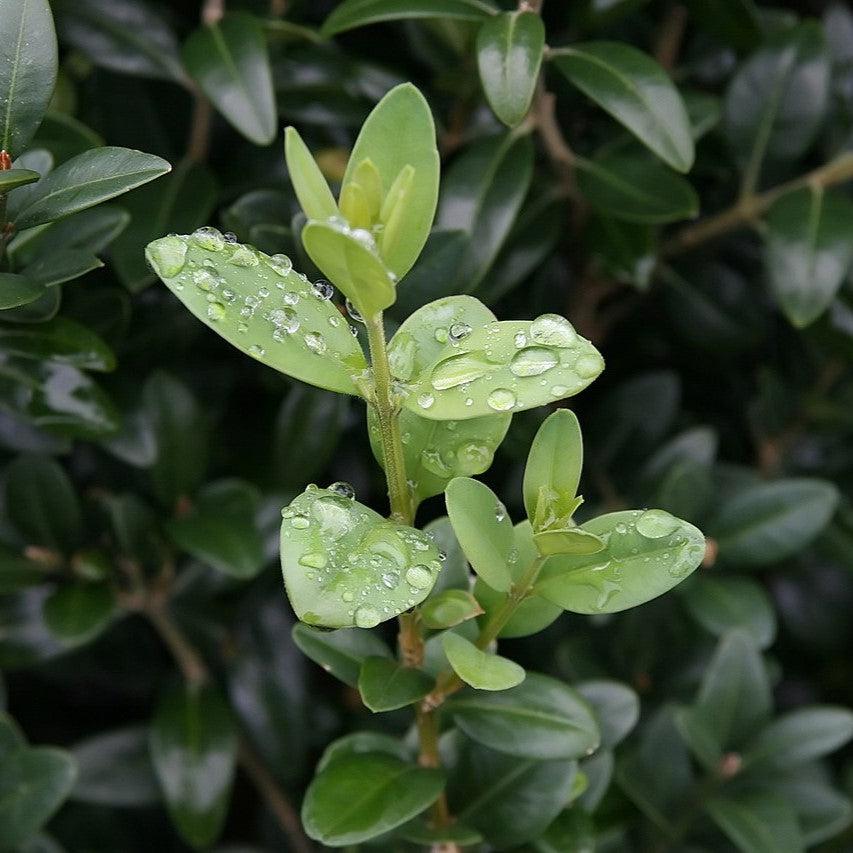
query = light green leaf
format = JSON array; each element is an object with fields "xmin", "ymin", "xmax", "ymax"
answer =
[
  {"xmin": 533, "ymin": 527, "xmax": 605, "ymax": 556},
  {"xmin": 149, "ymin": 684, "xmax": 237, "ymax": 849},
  {"xmin": 552, "ymin": 42, "xmax": 694, "ymax": 172},
  {"xmin": 0, "ymin": 0, "xmax": 57, "ymax": 156},
  {"xmin": 421, "ymin": 589, "xmax": 482, "ymax": 629},
  {"xmin": 284, "ymin": 127, "xmax": 339, "ymax": 221},
  {"xmin": 322, "ymin": 0, "xmax": 496, "ymax": 36},
  {"xmin": 358, "ymin": 657, "xmax": 434, "ymax": 711},
  {"xmin": 764, "ymin": 187, "xmax": 853, "ymax": 327},
  {"xmin": 146, "ymin": 231, "xmax": 367, "ymax": 395},
  {"xmin": 577, "ymin": 150, "xmax": 699, "ymax": 224},
  {"xmin": 442, "ymin": 632, "xmax": 525, "ymax": 690},
  {"xmin": 445, "ymin": 477, "xmax": 514, "ymax": 592},
  {"xmin": 446, "ymin": 672, "xmax": 599, "ymax": 760},
  {"xmin": 292, "ymin": 623, "xmax": 392, "ymax": 687},
  {"xmin": 301, "ymin": 219, "xmax": 395, "ymax": 316},
  {"xmin": 182, "ymin": 12, "xmax": 276, "ymax": 145},
  {"xmin": 523, "ymin": 408, "xmax": 583, "ymax": 530},
  {"xmin": 302, "ymin": 752, "xmax": 445, "ymax": 846},
  {"xmin": 341, "ymin": 83, "xmax": 439, "ymax": 280},
  {"xmin": 281, "ymin": 486, "xmax": 442, "ymax": 628},
  {"xmin": 14, "ymin": 147, "xmax": 171, "ymax": 231},
  {"xmin": 710, "ymin": 478, "xmax": 839, "ymax": 568},
  {"xmin": 405, "ymin": 314, "xmax": 603, "ymax": 420},
  {"xmin": 476, "ymin": 11, "xmax": 544, "ymax": 128},
  {"xmin": 536, "ymin": 509, "xmax": 704, "ymax": 613}
]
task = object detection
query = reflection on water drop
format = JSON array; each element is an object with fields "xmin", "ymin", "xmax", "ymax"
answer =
[
  {"xmin": 418, "ymin": 393, "xmax": 434, "ymax": 410},
  {"xmin": 456, "ymin": 442, "xmax": 492, "ymax": 475},
  {"xmin": 229, "ymin": 245, "xmax": 259, "ymax": 267},
  {"xmin": 510, "ymin": 346, "xmax": 558, "ymax": 377},
  {"xmin": 449, "ymin": 322, "xmax": 472, "ymax": 343},
  {"xmin": 636, "ymin": 509, "xmax": 680, "ymax": 539},
  {"xmin": 513, "ymin": 332, "xmax": 527, "ymax": 349},
  {"xmin": 345, "ymin": 299, "xmax": 364, "ymax": 324},
  {"xmin": 305, "ymin": 332, "xmax": 327, "ymax": 354},
  {"xmin": 248, "ymin": 344, "xmax": 266, "ymax": 357},
  {"xmin": 487, "ymin": 388, "xmax": 516, "ymax": 411},
  {"xmin": 430, "ymin": 352, "xmax": 491, "ymax": 390},
  {"xmin": 191, "ymin": 226, "xmax": 225, "ymax": 251},
  {"xmin": 312, "ymin": 279, "xmax": 334, "ymax": 300},
  {"xmin": 530, "ymin": 313, "xmax": 577, "ymax": 347},
  {"xmin": 290, "ymin": 513, "xmax": 310, "ymax": 529},
  {"xmin": 207, "ymin": 302, "xmax": 226, "ymax": 321},
  {"xmin": 328, "ymin": 481, "xmax": 355, "ymax": 500},
  {"xmin": 149, "ymin": 236, "xmax": 187, "ymax": 277},
  {"xmin": 406, "ymin": 565, "xmax": 433, "ymax": 589},
  {"xmin": 268, "ymin": 254, "xmax": 293, "ymax": 276},
  {"xmin": 299, "ymin": 552, "xmax": 327, "ymax": 569}
]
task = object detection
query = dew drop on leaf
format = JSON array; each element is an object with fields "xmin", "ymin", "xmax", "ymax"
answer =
[
  {"xmin": 305, "ymin": 332, "xmax": 327, "ymax": 354},
  {"xmin": 207, "ymin": 302, "xmax": 226, "ymax": 321},
  {"xmin": 418, "ymin": 393, "xmax": 435, "ymax": 409},
  {"xmin": 449, "ymin": 322, "xmax": 472, "ymax": 343},
  {"xmin": 345, "ymin": 298, "xmax": 364, "ymax": 323},
  {"xmin": 530, "ymin": 313, "xmax": 578, "ymax": 347},
  {"xmin": 228, "ymin": 244, "xmax": 259, "ymax": 267},
  {"xmin": 575, "ymin": 353, "xmax": 604, "ymax": 379},
  {"xmin": 328, "ymin": 481, "xmax": 355, "ymax": 500},
  {"xmin": 430, "ymin": 352, "xmax": 491, "ymax": 390},
  {"xmin": 290, "ymin": 513, "xmax": 310, "ymax": 529},
  {"xmin": 191, "ymin": 226, "xmax": 225, "ymax": 251},
  {"xmin": 405, "ymin": 565, "xmax": 433, "ymax": 589},
  {"xmin": 267, "ymin": 253, "xmax": 293, "ymax": 276},
  {"xmin": 636, "ymin": 509, "xmax": 680, "ymax": 539},
  {"xmin": 148, "ymin": 235, "xmax": 187, "ymax": 276},
  {"xmin": 355, "ymin": 606, "xmax": 381, "ymax": 628},
  {"xmin": 312, "ymin": 279, "xmax": 334, "ymax": 300},
  {"xmin": 299, "ymin": 552, "xmax": 327, "ymax": 569},
  {"xmin": 509, "ymin": 346, "xmax": 558, "ymax": 377},
  {"xmin": 487, "ymin": 388, "xmax": 516, "ymax": 411}
]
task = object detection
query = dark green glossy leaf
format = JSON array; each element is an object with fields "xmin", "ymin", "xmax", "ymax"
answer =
[
  {"xmin": 577, "ymin": 680, "xmax": 640, "ymax": 749},
  {"xmin": 442, "ymin": 632, "xmax": 525, "ymax": 690},
  {"xmin": 0, "ymin": 740, "xmax": 76, "ymax": 848},
  {"xmin": 281, "ymin": 486, "xmax": 442, "ymax": 627},
  {"xmin": 446, "ymin": 672, "xmax": 600, "ymax": 760},
  {"xmin": 707, "ymin": 791, "xmax": 803, "ymax": 853},
  {"xmin": 0, "ymin": 169, "xmax": 40, "ymax": 192},
  {"xmin": 183, "ymin": 13, "xmax": 277, "ymax": 145},
  {"xmin": 477, "ymin": 11, "xmax": 544, "ymax": 128},
  {"xmin": 71, "ymin": 726, "xmax": 159, "ymax": 806},
  {"xmin": 710, "ymin": 478, "xmax": 839, "ymax": 568},
  {"xmin": 0, "ymin": 318, "xmax": 115, "ymax": 370},
  {"xmin": 743, "ymin": 707, "xmax": 853, "ymax": 772},
  {"xmin": 6, "ymin": 454, "xmax": 83, "ymax": 553},
  {"xmin": 435, "ymin": 134, "xmax": 534, "ymax": 290},
  {"xmin": 54, "ymin": 0, "xmax": 186, "ymax": 83},
  {"xmin": 536, "ymin": 509, "xmax": 705, "ymax": 614},
  {"xmin": 449, "ymin": 739, "xmax": 578, "ymax": 849},
  {"xmin": 291, "ymin": 623, "xmax": 391, "ymax": 687},
  {"xmin": 552, "ymin": 42, "xmax": 694, "ymax": 172},
  {"xmin": 167, "ymin": 479, "xmax": 265, "ymax": 579},
  {"xmin": 0, "ymin": 273, "xmax": 45, "ymax": 309},
  {"xmin": 43, "ymin": 582, "xmax": 116, "ymax": 646},
  {"xmin": 724, "ymin": 23, "xmax": 830, "ymax": 185},
  {"xmin": 14, "ymin": 147, "xmax": 171, "ymax": 231},
  {"xmin": 764, "ymin": 187, "xmax": 853, "ymax": 327},
  {"xmin": 357, "ymin": 657, "xmax": 434, "ymax": 711},
  {"xmin": 683, "ymin": 575, "xmax": 776, "ymax": 649},
  {"xmin": 316, "ymin": 731, "xmax": 411, "ymax": 773},
  {"xmin": 301, "ymin": 752, "xmax": 445, "ymax": 846},
  {"xmin": 577, "ymin": 150, "xmax": 699, "ymax": 223},
  {"xmin": 146, "ymin": 231, "xmax": 367, "ymax": 396},
  {"xmin": 21, "ymin": 250, "xmax": 104, "ymax": 288},
  {"xmin": 322, "ymin": 0, "xmax": 496, "ymax": 36},
  {"xmin": 0, "ymin": 0, "xmax": 57, "ymax": 156},
  {"xmin": 149, "ymin": 683, "xmax": 237, "ymax": 849}
]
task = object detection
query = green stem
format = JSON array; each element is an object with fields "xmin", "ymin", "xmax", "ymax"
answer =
[{"xmin": 364, "ymin": 312, "xmax": 412, "ymax": 524}]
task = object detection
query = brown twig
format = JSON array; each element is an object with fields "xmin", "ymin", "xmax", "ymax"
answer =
[
  {"xmin": 186, "ymin": 0, "xmax": 226, "ymax": 162},
  {"xmin": 654, "ymin": 4, "xmax": 688, "ymax": 72}
]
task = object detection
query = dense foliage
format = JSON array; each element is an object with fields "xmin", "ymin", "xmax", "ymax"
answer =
[{"xmin": 2, "ymin": 0, "xmax": 853, "ymax": 851}]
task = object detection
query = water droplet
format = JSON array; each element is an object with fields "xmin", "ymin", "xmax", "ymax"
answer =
[
  {"xmin": 418, "ymin": 393, "xmax": 434, "ymax": 410},
  {"xmin": 514, "ymin": 332, "xmax": 527, "ymax": 348},
  {"xmin": 248, "ymin": 344, "xmax": 266, "ymax": 357},
  {"xmin": 381, "ymin": 570, "xmax": 400, "ymax": 589},
  {"xmin": 636, "ymin": 509, "xmax": 680, "ymax": 539},
  {"xmin": 495, "ymin": 502, "xmax": 507, "ymax": 523},
  {"xmin": 305, "ymin": 332, "xmax": 327, "ymax": 354},
  {"xmin": 430, "ymin": 352, "xmax": 491, "ymax": 390},
  {"xmin": 328, "ymin": 481, "xmax": 355, "ymax": 500},
  {"xmin": 149, "ymin": 236, "xmax": 187, "ymax": 277},
  {"xmin": 530, "ymin": 313, "xmax": 577, "ymax": 348},
  {"xmin": 269, "ymin": 307, "xmax": 299, "ymax": 334},
  {"xmin": 509, "ymin": 346, "xmax": 558, "ymax": 377},
  {"xmin": 421, "ymin": 448, "xmax": 453, "ymax": 477},
  {"xmin": 405, "ymin": 565, "xmax": 433, "ymax": 589},
  {"xmin": 345, "ymin": 299, "xmax": 364, "ymax": 324},
  {"xmin": 268, "ymin": 254, "xmax": 293, "ymax": 276},
  {"xmin": 487, "ymin": 388, "xmax": 516, "ymax": 411},
  {"xmin": 299, "ymin": 552, "xmax": 327, "ymax": 569},
  {"xmin": 221, "ymin": 288, "xmax": 236, "ymax": 303},
  {"xmin": 456, "ymin": 442, "xmax": 492, "ymax": 475},
  {"xmin": 207, "ymin": 301, "xmax": 226, "ymax": 321},
  {"xmin": 449, "ymin": 322, "xmax": 472, "ymax": 343},
  {"xmin": 551, "ymin": 385, "xmax": 569, "ymax": 397},
  {"xmin": 615, "ymin": 523, "xmax": 627, "ymax": 535},
  {"xmin": 229, "ymin": 245, "xmax": 258, "ymax": 267},
  {"xmin": 355, "ymin": 606, "xmax": 380, "ymax": 628},
  {"xmin": 312, "ymin": 279, "xmax": 334, "ymax": 300},
  {"xmin": 283, "ymin": 291, "xmax": 299, "ymax": 306},
  {"xmin": 192, "ymin": 269, "xmax": 222, "ymax": 291},
  {"xmin": 237, "ymin": 322, "xmax": 248, "ymax": 334},
  {"xmin": 223, "ymin": 231, "xmax": 238, "ymax": 243},
  {"xmin": 342, "ymin": 591, "xmax": 354, "ymax": 602},
  {"xmin": 290, "ymin": 513, "xmax": 310, "ymax": 529},
  {"xmin": 191, "ymin": 226, "xmax": 225, "ymax": 251},
  {"xmin": 575, "ymin": 353, "xmax": 604, "ymax": 380}
]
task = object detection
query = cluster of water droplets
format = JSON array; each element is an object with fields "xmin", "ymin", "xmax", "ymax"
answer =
[
  {"xmin": 280, "ymin": 484, "xmax": 442, "ymax": 628},
  {"xmin": 414, "ymin": 313, "xmax": 604, "ymax": 413},
  {"xmin": 146, "ymin": 228, "xmax": 363, "ymax": 366}
]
